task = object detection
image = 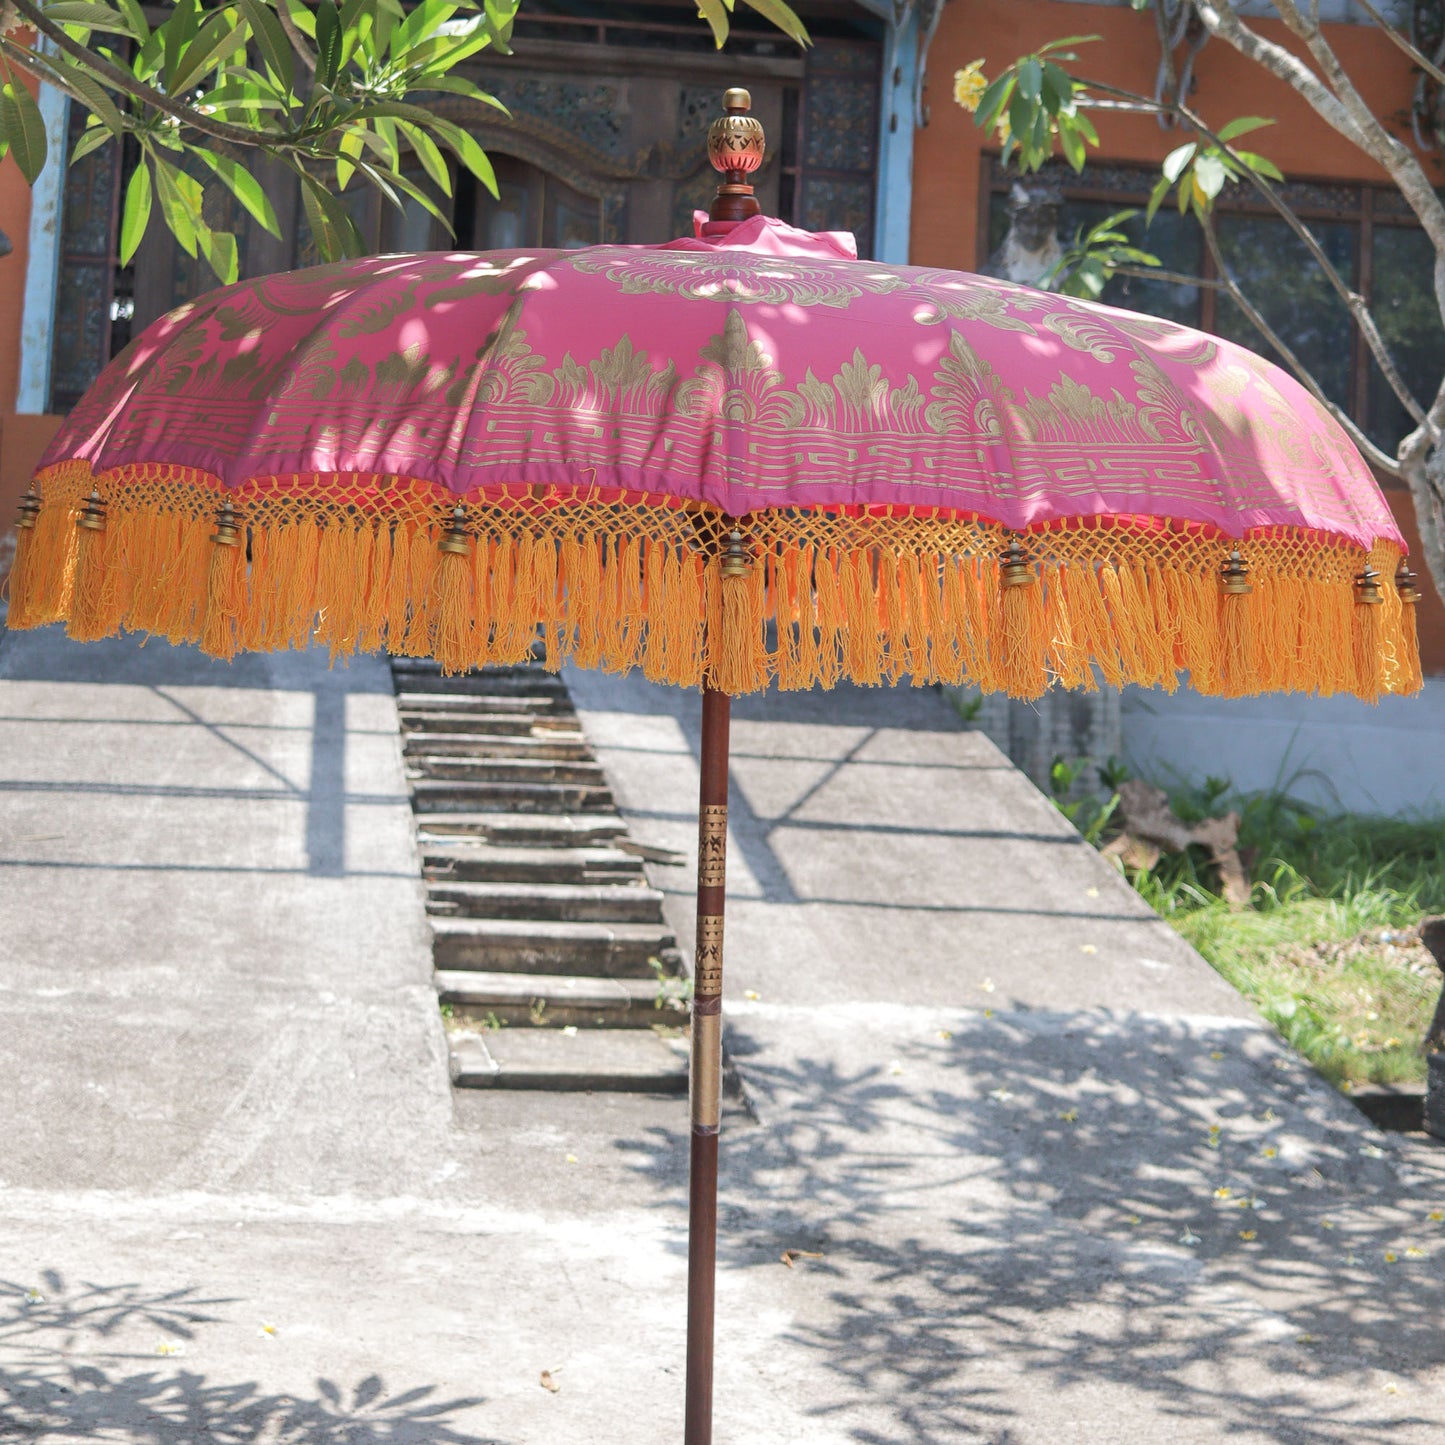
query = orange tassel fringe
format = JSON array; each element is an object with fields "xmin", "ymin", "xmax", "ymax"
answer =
[{"xmin": 6, "ymin": 461, "xmax": 1422, "ymax": 702}]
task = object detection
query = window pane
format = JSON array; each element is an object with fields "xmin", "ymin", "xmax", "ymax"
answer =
[
  {"xmin": 1063, "ymin": 201, "xmax": 1203, "ymax": 327},
  {"xmin": 1215, "ymin": 214, "xmax": 1356, "ymax": 413},
  {"xmin": 1366, "ymin": 224, "xmax": 1445, "ymax": 453}
]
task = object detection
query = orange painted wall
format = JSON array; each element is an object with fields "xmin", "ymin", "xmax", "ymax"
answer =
[
  {"xmin": 0, "ymin": 56, "xmax": 40, "ymax": 415},
  {"xmin": 913, "ymin": 0, "xmax": 1445, "ymax": 673},
  {"xmin": 914, "ymin": 0, "xmax": 1431, "ymax": 271}
]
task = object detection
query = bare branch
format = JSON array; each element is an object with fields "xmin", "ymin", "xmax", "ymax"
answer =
[
  {"xmin": 1353, "ymin": 0, "xmax": 1445, "ymax": 89},
  {"xmin": 1199, "ymin": 213, "xmax": 1402, "ymax": 477},
  {"xmin": 1108, "ymin": 264, "xmax": 1227, "ymax": 290}
]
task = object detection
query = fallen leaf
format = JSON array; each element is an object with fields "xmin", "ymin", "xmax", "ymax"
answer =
[
  {"xmin": 937, "ymin": 1029, "xmax": 953, "ymax": 1041},
  {"xmin": 1058, "ymin": 1108, "xmax": 1078, "ymax": 1124},
  {"xmin": 744, "ymin": 990, "xmax": 761, "ymax": 1001},
  {"xmin": 1179, "ymin": 1228, "xmax": 1201, "ymax": 1246},
  {"xmin": 564, "ymin": 1154, "xmax": 578, "ymax": 1164},
  {"xmin": 560, "ymin": 1026, "xmax": 578, "ymax": 1037},
  {"xmin": 1384, "ymin": 1251, "xmax": 1399, "ymax": 1264},
  {"xmin": 988, "ymin": 1087, "xmax": 1013, "ymax": 1102},
  {"xmin": 1321, "ymin": 1219, "xmax": 1336, "ymax": 1230},
  {"xmin": 155, "ymin": 1340, "xmax": 185, "ymax": 1357},
  {"xmin": 1214, "ymin": 1186, "xmax": 1232, "ymax": 1200},
  {"xmin": 1126, "ymin": 1214, "xmax": 1141, "ymax": 1225},
  {"xmin": 1239, "ymin": 1229, "xmax": 1257, "ymax": 1242},
  {"xmin": 1383, "ymin": 1383, "xmax": 1399, "ymax": 1395},
  {"xmin": 983, "ymin": 1008, "xmax": 994, "ymax": 1019},
  {"xmin": 540, "ymin": 1369, "xmax": 561, "ymax": 1393},
  {"xmin": 23, "ymin": 1289, "xmax": 43, "ymax": 1306},
  {"xmin": 1209, "ymin": 1051, "xmax": 1224, "ymax": 1060},
  {"xmin": 1080, "ymin": 944, "xmax": 1098, "ymax": 955},
  {"xmin": 258, "ymin": 1322, "xmax": 277, "ymax": 1340},
  {"xmin": 1261, "ymin": 1146, "xmax": 1278, "ymax": 1159},
  {"xmin": 1428, "ymin": 1210, "xmax": 1444, "ymax": 1223},
  {"xmin": 1405, "ymin": 1246, "xmax": 1425, "ymax": 1258},
  {"xmin": 1297, "ymin": 1333, "xmax": 1317, "ymax": 1345},
  {"xmin": 1085, "ymin": 886, "xmax": 1099, "ymax": 898},
  {"xmin": 1360, "ymin": 1144, "xmax": 1385, "ymax": 1159},
  {"xmin": 979, "ymin": 978, "xmax": 996, "ymax": 994},
  {"xmin": 781, "ymin": 1249, "xmax": 824, "ymax": 1268}
]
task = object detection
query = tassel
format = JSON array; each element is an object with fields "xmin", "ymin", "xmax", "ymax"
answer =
[
  {"xmin": 842, "ymin": 549, "xmax": 882, "ymax": 686},
  {"xmin": 433, "ymin": 550, "xmax": 476, "ymax": 674},
  {"xmin": 998, "ymin": 565, "xmax": 1047, "ymax": 699},
  {"xmin": 66, "ymin": 491, "xmax": 120, "ymax": 643},
  {"xmin": 384, "ymin": 521, "xmax": 414, "ymax": 649},
  {"xmin": 5, "ymin": 486, "xmax": 46, "ymax": 629},
  {"xmin": 201, "ymin": 502, "xmax": 247, "ymax": 660},
  {"xmin": 401, "ymin": 525, "xmax": 438, "ymax": 656},
  {"xmin": 813, "ymin": 548, "xmax": 844, "ymax": 689},
  {"xmin": 358, "ymin": 521, "xmax": 392, "ymax": 655}
]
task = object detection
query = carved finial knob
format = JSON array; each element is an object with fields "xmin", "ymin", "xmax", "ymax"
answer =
[
  {"xmin": 1220, "ymin": 549, "xmax": 1251, "ymax": 597},
  {"xmin": 439, "ymin": 503, "xmax": 471, "ymax": 556},
  {"xmin": 707, "ymin": 86, "xmax": 766, "ymax": 225},
  {"xmin": 76, "ymin": 488, "xmax": 106, "ymax": 533}
]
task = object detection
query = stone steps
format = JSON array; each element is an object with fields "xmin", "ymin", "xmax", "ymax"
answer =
[
  {"xmin": 449, "ymin": 1028, "xmax": 689, "ymax": 1093},
  {"xmin": 422, "ymin": 842, "xmax": 645, "ymax": 885},
  {"xmin": 391, "ymin": 654, "xmax": 691, "ymax": 1095},
  {"xmin": 431, "ymin": 917, "xmax": 681, "ymax": 977},
  {"xmin": 409, "ymin": 778, "xmax": 617, "ymax": 814},
  {"xmin": 435, "ymin": 969, "xmax": 687, "ymax": 1028},
  {"xmin": 406, "ymin": 755, "xmax": 608, "ymax": 785},
  {"xmin": 403, "ymin": 732, "xmax": 591, "ymax": 759},
  {"xmin": 427, "ymin": 879, "xmax": 668, "ymax": 923}
]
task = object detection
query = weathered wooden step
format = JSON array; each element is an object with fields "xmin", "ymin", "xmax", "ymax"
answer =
[
  {"xmin": 415, "ymin": 813, "xmax": 628, "ymax": 846},
  {"xmin": 392, "ymin": 671, "xmax": 569, "ymax": 698},
  {"xmin": 395, "ymin": 691, "xmax": 571, "ymax": 715},
  {"xmin": 435, "ymin": 969, "xmax": 687, "ymax": 1027},
  {"xmin": 449, "ymin": 1028, "xmax": 689, "ymax": 1092},
  {"xmin": 406, "ymin": 756, "xmax": 607, "ymax": 785},
  {"xmin": 392, "ymin": 656, "xmax": 545, "ymax": 677},
  {"xmin": 423, "ymin": 843, "xmax": 644, "ymax": 885},
  {"xmin": 431, "ymin": 917, "xmax": 679, "ymax": 976},
  {"xmin": 403, "ymin": 731, "xmax": 590, "ymax": 759},
  {"xmin": 427, "ymin": 879, "xmax": 667, "ymax": 923},
  {"xmin": 410, "ymin": 779, "xmax": 615, "ymax": 814},
  {"xmin": 398, "ymin": 711, "xmax": 561, "ymax": 736}
]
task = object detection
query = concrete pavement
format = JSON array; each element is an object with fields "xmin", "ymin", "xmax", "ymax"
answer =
[{"xmin": 0, "ymin": 625, "xmax": 1442, "ymax": 1442}]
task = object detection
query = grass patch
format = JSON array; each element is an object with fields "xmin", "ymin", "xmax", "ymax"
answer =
[{"xmin": 1070, "ymin": 772, "xmax": 1445, "ymax": 1088}]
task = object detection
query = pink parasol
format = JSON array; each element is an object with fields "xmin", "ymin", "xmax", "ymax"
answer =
[{"xmin": 6, "ymin": 89, "xmax": 1421, "ymax": 1445}]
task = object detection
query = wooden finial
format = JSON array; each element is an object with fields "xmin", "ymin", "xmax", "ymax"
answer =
[{"xmin": 707, "ymin": 87, "xmax": 766, "ymax": 225}]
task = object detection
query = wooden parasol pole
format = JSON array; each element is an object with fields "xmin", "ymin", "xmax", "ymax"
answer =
[
  {"xmin": 684, "ymin": 683, "xmax": 730, "ymax": 1444},
  {"xmin": 683, "ymin": 84, "xmax": 765, "ymax": 1445}
]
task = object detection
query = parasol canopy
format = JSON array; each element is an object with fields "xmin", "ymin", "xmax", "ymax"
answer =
[{"xmin": 9, "ymin": 214, "xmax": 1421, "ymax": 702}]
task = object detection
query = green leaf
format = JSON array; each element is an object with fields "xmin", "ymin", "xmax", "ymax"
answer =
[
  {"xmin": 396, "ymin": 118, "xmax": 451, "ymax": 194},
  {"xmin": 295, "ymin": 166, "xmax": 363, "ymax": 259},
  {"xmin": 1059, "ymin": 119, "xmax": 1085, "ymax": 172},
  {"xmin": 0, "ymin": 79, "xmax": 48, "ymax": 184},
  {"xmin": 152, "ymin": 154, "xmax": 200, "ymax": 256},
  {"xmin": 974, "ymin": 73, "xmax": 1014, "ymax": 133},
  {"xmin": 1007, "ymin": 87, "xmax": 1034, "ymax": 151},
  {"xmin": 200, "ymin": 225, "xmax": 239, "ymax": 283},
  {"xmin": 335, "ymin": 124, "xmax": 364, "ymax": 188},
  {"xmin": 50, "ymin": 57, "xmax": 125, "ymax": 133},
  {"xmin": 237, "ymin": 0, "xmax": 294, "ymax": 96},
  {"xmin": 194, "ymin": 147, "xmax": 281, "ymax": 236},
  {"xmin": 114, "ymin": 0, "xmax": 149, "ymax": 39},
  {"xmin": 1235, "ymin": 149, "xmax": 1284, "ymax": 182},
  {"xmin": 315, "ymin": 0, "xmax": 342, "ymax": 86},
  {"xmin": 69, "ymin": 124, "xmax": 112, "ymax": 162},
  {"xmin": 119, "ymin": 158, "xmax": 151, "ymax": 264},
  {"xmin": 42, "ymin": 2, "xmax": 138, "ymax": 35},
  {"xmin": 1216, "ymin": 115, "xmax": 1274, "ymax": 143},
  {"xmin": 1193, "ymin": 152, "xmax": 1227, "ymax": 200},
  {"xmin": 695, "ymin": 0, "xmax": 731, "ymax": 49},
  {"xmin": 412, "ymin": 73, "xmax": 508, "ymax": 111},
  {"xmin": 388, "ymin": 0, "xmax": 454, "ymax": 57},
  {"xmin": 741, "ymin": 0, "xmax": 808, "ymax": 47},
  {"xmin": 1016, "ymin": 56, "xmax": 1042, "ymax": 103},
  {"xmin": 170, "ymin": 11, "xmax": 249, "ymax": 95},
  {"xmin": 162, "ymin": 0, "xmax": 200, "ymax": 85},
  {"xmin": 428, "ymin": 115, "xmax": 496, "ymax": 196},
  {"xmin": 1073, "ymin": 108, "xmax": 1098, "ymax": 146},
  {"xmin": 1040, "ymin": 61, "xmax": 1072, "ymax": 116},
  {"xmin": 1145, "ymin": 173, "xmax": 1172, "ymax": 226},
  {"xmin": 1036, "ymin": 34, "xmax": 1100, "ymax": 53},
  {"xmin": 1162, "ymin": 142, "xmax": 1196, "ymax": 184}
]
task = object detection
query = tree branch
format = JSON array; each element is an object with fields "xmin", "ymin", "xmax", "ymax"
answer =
[
  {"xmin": 1353, "ymin": 0, "xmax": 1445, "ymax": 89},
  {"xmin": 1174, "ymin": 99, "xmax": 1432, "ymax": 435},
  {"xmin": 275, "ymin": 0, "xmax": 317, "ymax": 74},
  {"xmin": 8, "ymin": 0, "xmax": 284, "ymax": 148},
  {"xmin": 1199, "ymin": 212, "xmax": 1402, "ymax": 476}
]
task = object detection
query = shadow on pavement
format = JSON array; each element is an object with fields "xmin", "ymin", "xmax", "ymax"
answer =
[
  {"xmin": 624, "ymin": 1011, "xmax": 1445, "ymax": 1444},
  {"xmin": 0, "ymin": 1274, "xmax": 498, "ymax": 1444}
]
